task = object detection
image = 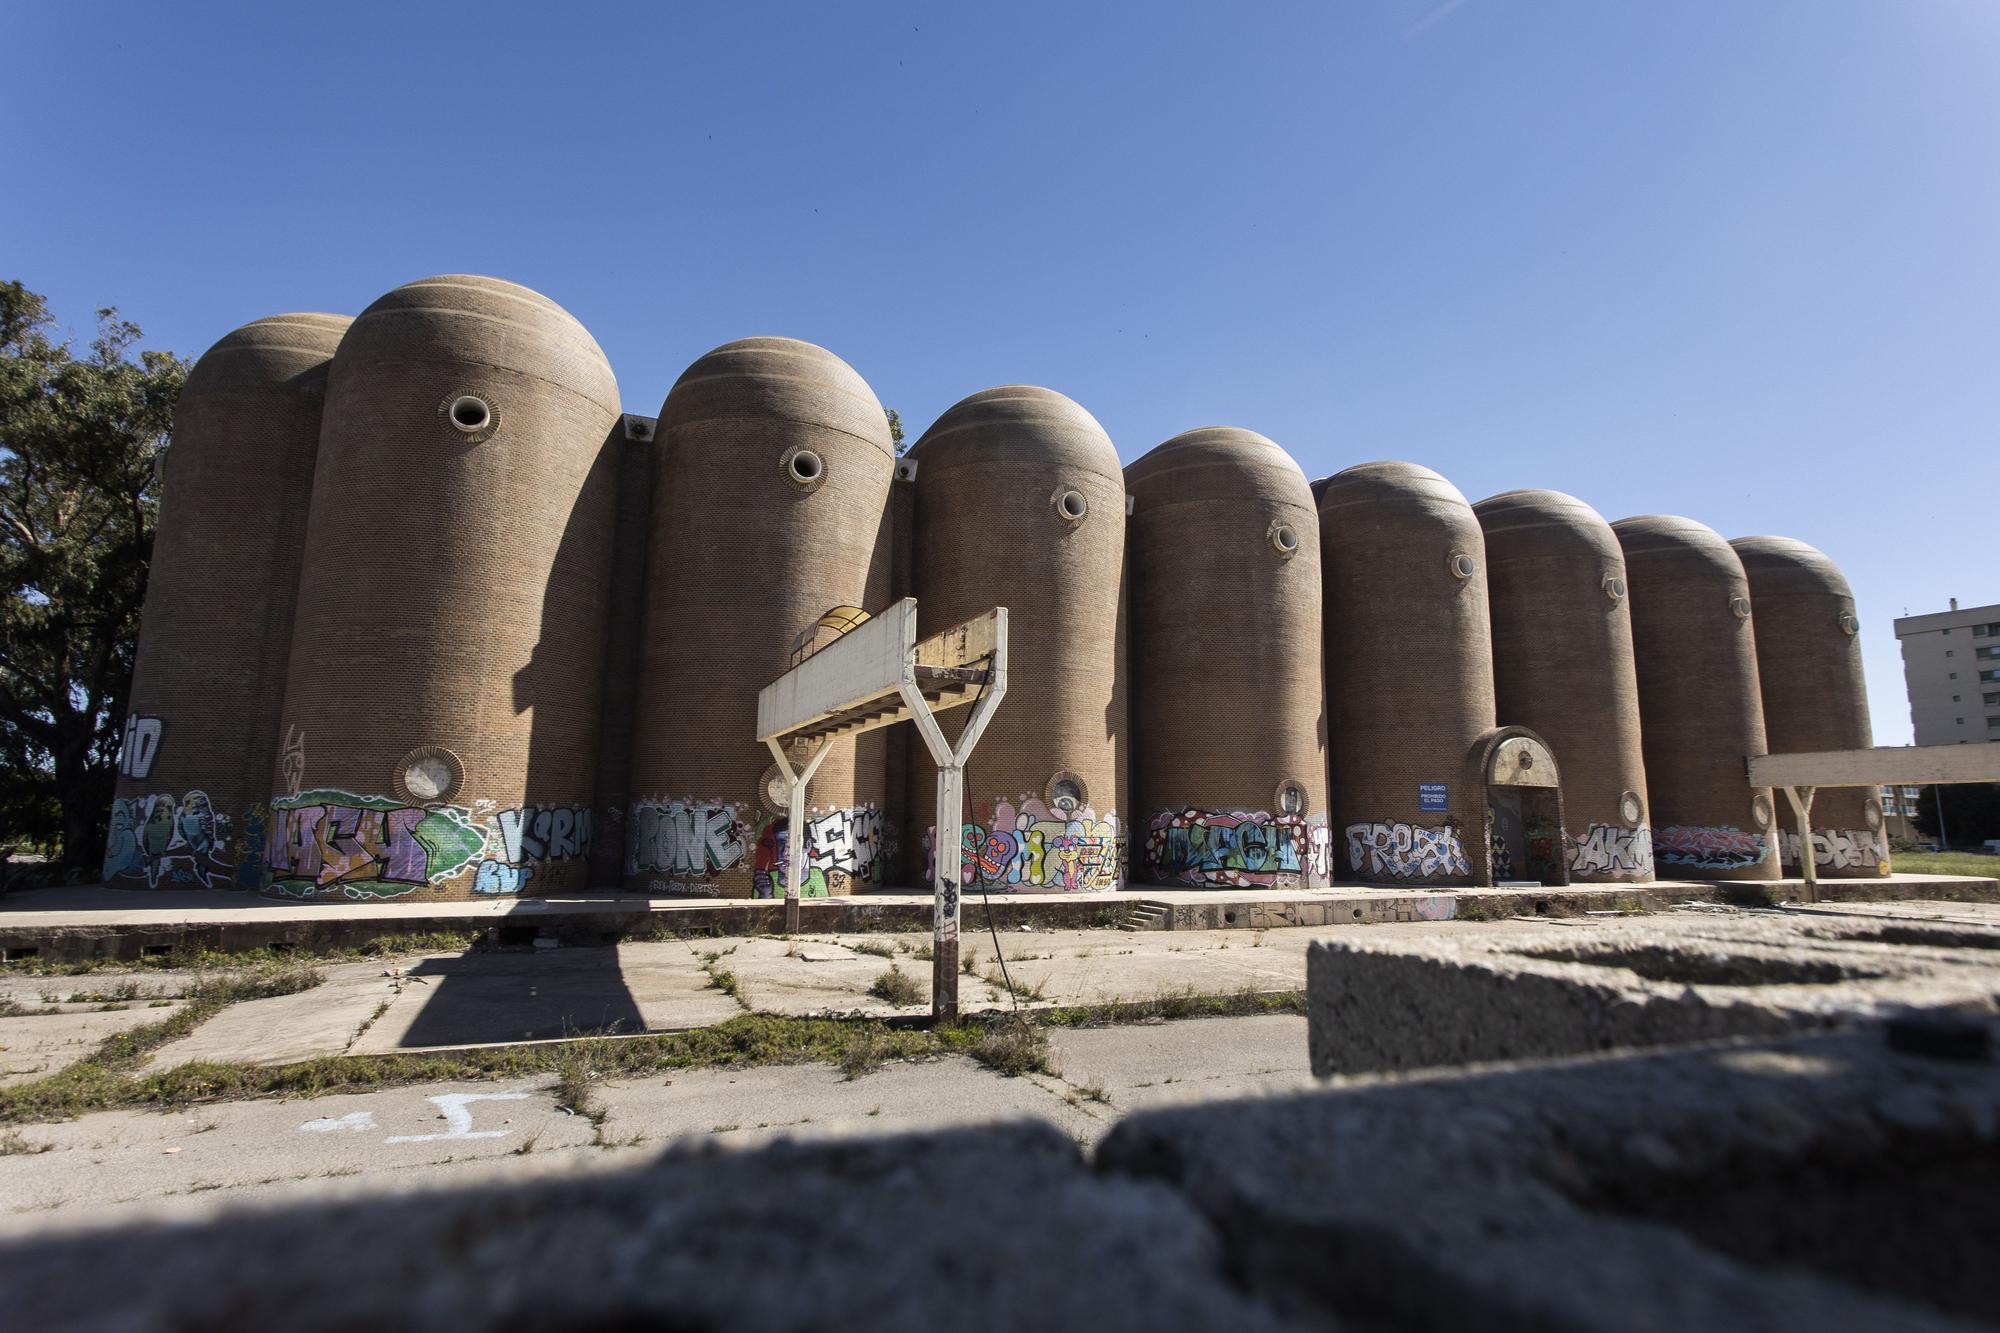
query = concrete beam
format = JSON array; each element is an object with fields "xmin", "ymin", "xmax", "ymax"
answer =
[{"xmin": 1749, "ymin": 744, "xmax": 2000, "ymax": 789}]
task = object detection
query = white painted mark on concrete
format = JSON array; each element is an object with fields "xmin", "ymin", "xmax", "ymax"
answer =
[
  {"xmin": 298, "ymin": 1111, "xmax": 377, "ymax": 1134},
  {"xmin": 386, "ymin": 1092, "xmax": 530, "ymax": 1143}
]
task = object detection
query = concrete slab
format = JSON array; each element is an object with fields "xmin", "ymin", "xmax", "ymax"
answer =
[
  {"xmin": 594, "ymin": 1055, "xmax": 1102, "ymax": 1151},
  {"xmin": 0, "ymin": 1079, "xmax": 597, "ymax": 1216},
  {"xmin": 0, "ymin": 1004, "xmax": 184, "ymax": 1086},
  {"xmin": 143, "ymin": 960, "xmax": 399, "ymax": 1070},
  {"xmin": 1307, "ymin": 909, "xmax": 2000, "ymax": 1075},
  {"xmin": 350, "ymin": 945, "xmax": 743, "ymax": 1053},
  {"xmin": 1103, "ymin": 1026, "xmax": 2000, "ymax": 1331},
  {"xmin": 0, "ymin": 1122, "xmax": 1304, "ymax": 1333},
  {"xmin": 1045, "ymin": 1015, "xmax": 1315, "ymax": 1114},
  {"xmin": 8, "ymin": 872, "xmax": 1991, "ymax": 963}
]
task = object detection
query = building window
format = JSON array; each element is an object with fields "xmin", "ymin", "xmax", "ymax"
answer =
[
  {"xmin": 1946, "ymin": 650, "xmax": 1955, "ymax": 657},
  {"xmin": 1979, "ymin": 647, "xmax": 2000, "ymax": 660},
  {"xmin": 1978, "ymin": 625, "xmax": 1990, "ymax": 636},
  {"xmin": 1990, "ymin": 718, "xmax": 2000, "ymax": 729},
  {"xmin": 1951, "ymin": 672, "xmax": 1959, "ymax": 680},
  {"xmin": 1983, "ymin": 670, "xmax": 2000, "ymax": 682}
]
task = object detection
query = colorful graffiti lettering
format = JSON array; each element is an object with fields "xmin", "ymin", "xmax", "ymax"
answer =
[
  {"xmin": 470, "ymin": 803, "xmax": 593, "ymax": 896},
  {"xmin": 1345, "ymin": 820, "xmax": 1470, "ymax": 881},
  {"xmin": 1778, "ymin": 827, "xmax": 1886, "ymax": 873},
  {"xmin": 102, "ymin": 791, "xmax": 235, "ymax": 888},
  {"xmin": 1142, "ymin": 808, "xmax": 1330, "ymax": 887},
  {"xmin": 750, "ymin": 806, "xmax": 888, "ymax": 899},
  {"xmin": 926, "ymin": 798, "xmax": 1124, "ymax": 892},
  {"xmin": 626, "ymin": 800, "xmax": 748, "ymax": 881},
  {"xmin": 1652, "ymin": 824, "xmax": 1765, "ymax": 871},
  {"xmin": 1564, "ymin": 823, "xmax": 1654, "ymax": 878},
  {"xmin": 266, "ymin": 789, "xmax": 484, "ymax": 900}
]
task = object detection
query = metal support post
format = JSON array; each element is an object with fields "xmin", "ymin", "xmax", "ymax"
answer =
[
  {"xmin": 1780, "ymin": 784, "xmax": 1817, "ymax": 904},
  {"xmin": 764, "ymin": 738, "xmax": 832, "ymax": 935},
  {"xmin": 932, "ymin": 764, "xmax": 964, "ymax": 1019}
]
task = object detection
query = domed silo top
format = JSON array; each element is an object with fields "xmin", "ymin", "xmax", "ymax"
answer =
[
  {"xmin": 1609, "ymin": 515, "xmax": 1747, "ymax": 583},
  {"xmin": 1125, "ymin": 427, "xmax": 1313, "ymax": 511},
  {"xmin": 661, "ymin": 336, "xmax": 894, "ymax": 458},
  {"xmin": 1729, "ymin": 536, "xmax": 1855, "ymax": 604},
  {"xmin": 183, "ymin": 313, "xmax": 352, "ymax": 397},
  {"xmin": 337, "ymin": 274, "xmax": 617, "ymax": 416},
  {"xmin": 1473, "ymin": 488, "xmax": 1623, "ymax": 561},
  {"xmin": 1319, "ymin": 460, "xmax": 1475, "ymax": 523},
  {"xmin": 908, "ymin": 385, "xmax": 1120, "ymax": 483}
]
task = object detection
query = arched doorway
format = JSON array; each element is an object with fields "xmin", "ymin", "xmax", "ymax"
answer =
[{"xmin": 1483, "ymin": 731, "xmax": 1567, "ymax": 886}]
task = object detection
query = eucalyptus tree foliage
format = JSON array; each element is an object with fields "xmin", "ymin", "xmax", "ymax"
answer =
[{"xmin": 0, "ymin": 281, "xmax": 185, "ymax": 873}]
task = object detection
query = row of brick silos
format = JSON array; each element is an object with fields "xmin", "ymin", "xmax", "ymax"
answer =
[{"xmin": 104, "ymin": 273, "xmax": 1882, "ymax": 901}]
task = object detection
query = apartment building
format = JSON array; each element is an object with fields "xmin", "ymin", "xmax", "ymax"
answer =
[{"xmin": 1895, "ymin": 598, "xmax": 2000, "ymax": 746}]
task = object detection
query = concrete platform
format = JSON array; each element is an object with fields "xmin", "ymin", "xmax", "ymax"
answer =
[
  {"xmin": 1307, "ymin": 907, "xmax": 2000, "ymax": 1074},
  {"xmin": 2, "ymin": 871, "xmax": 1993, "ymax": 962}
]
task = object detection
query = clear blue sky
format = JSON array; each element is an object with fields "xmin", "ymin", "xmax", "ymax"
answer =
[{"xmin": 8, "ymin": 1, "xmax": 1996, "ymax": 744}]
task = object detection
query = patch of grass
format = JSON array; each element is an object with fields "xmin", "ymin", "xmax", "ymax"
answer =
[
  {"xmin": 1036, "ymin": 984, "xmax": 1306, "ymax": 1028},
  {"xmin": 0, "ymin": 997, "xmax": 57, "ymax": 1018},
  {"xmin": 961, "ymin": 948, "xmax": 977, "ymax": 976},
  {"xmin": 867, "ymin": 967, "xmax": 923, "ymax": 1007},
  {"xmin": 711, "ymin": 1123, "xmax": 740, "ymax": 1133},
  {"xmin": 850, "ymin": 940, "xmax": 896, "ymax": 959},
  {"xmin": 705, "ymin": 968, "xmax": 740, "ymax": 1000},
  {"xmin": 69, "ymin": 981, "xmax": 142, "ymax": 1004},
  {"xmin": 552, "ymin": 1043, "xmax": 605, "ymax": 1124},
  {"xmin": 0, "ymin": 1128, "xmax": 53, "ymax": 1155},
  {"xmin": 981, "ymin": 966, "xmax": 1045, "ymax": 1002},
  {"xmin": 0, "ymin": 985, "xmax": 1304, "ymax": 1125},
  {"xmin": 912, "ymin": 942, "xmax": 934, "ymax": 961},
  {"xmin": 965, "ymin": 1021, "xmax": 1053, "ymax": 1077},
  {"xmin": 1456, "ymin": 898, "xmax": 1491, "ymax": 922},
  {"xmin": 837, "ymin": 1026, "xmax": 891, "ymax": 1080},
  {"xmin": 0, "ymin": 931, "xmax": 484, "ymax": 978},
  {"xmin": 1892, "ymin": 851, "xmax": 2000, "ymax": 883}
]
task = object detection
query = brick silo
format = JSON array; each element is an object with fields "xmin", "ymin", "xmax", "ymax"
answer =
[
  {"xmin": 1320, "ymin": 462, "xmax": 1493, "ymax": 886},
  {"xmin": 625, "ymin": 338, "xmax": 895, "ymax": 898},
  {"xmin": 1731, "ymin": 536, "xmax": 1886, "ymax": 877},
  {"xmin": 267, "ymin": 276, "xmax": 621, "ymax": 901},
  {"xmin": 907, "ymin": 386, "xmax": 1126, "ymax": 891},
  {"xmin": 1127, "ymin": 428, "xmax": 1327, "ymax": 887},
  {"xmin": 1611, "ymin": 516, "xmax": 1779, "ymax": 882},
  {"xmin": 102, "ymin": 314, "xmax": 350, "ymax": 892},
  {"xmin": 1475, "ymin": 490, "xmax": 1653, "ymax": 883}
]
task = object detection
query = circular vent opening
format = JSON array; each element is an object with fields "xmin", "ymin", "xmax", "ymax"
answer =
[
  {"xmin": 447, "ymin": 396, "xmax": 491, "ymax": 433},
  {"xmin": 1055, "ymin": 489, "xmax": 1088, "ymax": 522},
  {"xmin": 394, "ymin": 746, "xmax": 464, "ymax": 805},
  {"xmin": 1751, "ymin": 793, "xmax": 1774, "ymax": 830},
  {"xmin": 1838, "ymin": 611, "xmax": 1859, "ymax": 637},
  {"xmin": 1603, "ymin": 574, "xmax": 1627, "ymax": 603},
  {"xmin": 1729, "ymin": 595, "xmax": 1752, "ymax": 621},
  {"xmin": 1619, "ymin": 790, "xmax": 1644, "ymax": 827},
  {"xmin": 1277, "ymin": 781, "xmax": 1307, "ymax": 816},
  {"xmin": 789, "ymin": 450, "xmax": 824, "ymax": 483},
  {"xmin": 1046, "ymin": 773, "xmax": 1087, "ymax": 813},
  {"xmin": 1447, "ymin": 551, "xmax": 1476, "ymax": 581},
  {"xmin": 1269, "ymin": 522, "xmax": 1300, "ymax": 556}
]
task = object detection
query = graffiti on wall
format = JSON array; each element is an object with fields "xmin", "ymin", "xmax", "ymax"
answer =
[
  {"xmin": 626, "ymin": 798, "xmax": 888, "ymax": 895},
  {"xmin": 102, "ymin": 791, "xmax": 235, "ymax": 888},
  {"xmin": 471, "ymin": 803, "xmax": 593, "ymax": 895},
  {"xmin": 1778, "ymin": 827, "xmax": 1886, "ymax": 873},
  {"xmin": 1345, "ymin": 820, "xmax": 1470, "ymax": 881},
  {"xmin": 116, "ymin": 715, "xmax": 163, "ymax": 780},
  {"xmin": 925, "ymin": 798, "xmax": 1124, "ymax": 891},
  {"xmin": 1652, "ymin": 825, "xmax": 1765, "ymax": 871},
  {"xmin": 751, "ymin": 805, "xmax": 889, "ymax": 899},
  {"xmin": 626, "ymin": 799, "xmax": 750, "ymax": 883},
  {"xmin": 1143, "ymin": 808, "xmax": 1330, "ymax": 887},
  {"xmin": 265, "ymin": 790, "xmax": 485, "ymax": 900},
  {"xmin": 1564, "ymin": 823, "xmax": 1655, "ymax": 878}
]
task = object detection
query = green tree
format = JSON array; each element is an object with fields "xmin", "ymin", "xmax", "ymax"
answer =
[
  {"xmin": 0, "ymin": 281, "xmax": 186, "ymax": 875},
  {"xmin": 886, "ymin": 406, "xmax": 907, "ymax": 454}
]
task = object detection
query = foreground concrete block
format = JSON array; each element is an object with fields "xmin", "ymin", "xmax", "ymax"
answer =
[
  {"xmin": 1102, "ymin": 1025, "xmax": 2000, "ymax": 1331},
  {"xmin": 1308, "ymin": 912, "xmax": 2000, "ymax": 1074},
  {"xmin": 0, "ymin": 1123, "xmax": 1302, "ymax": 1333}
]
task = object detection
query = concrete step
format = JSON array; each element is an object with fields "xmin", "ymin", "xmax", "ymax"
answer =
[{"xmin": 1119, "ymin": 901, "xmax": 1173, "ymax": 932}]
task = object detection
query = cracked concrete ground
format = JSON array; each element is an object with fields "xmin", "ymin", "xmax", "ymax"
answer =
[{"xmin": 0, "ymin": 1014, "xmax": 1306, "ymax": 1226}]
